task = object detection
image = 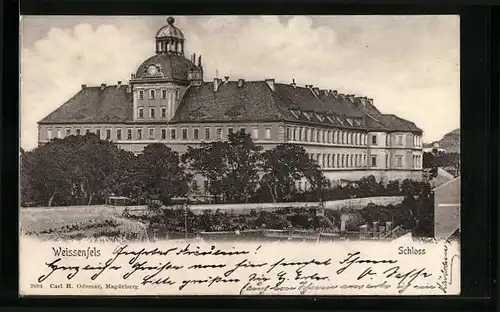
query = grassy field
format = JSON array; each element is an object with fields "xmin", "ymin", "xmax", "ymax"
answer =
[{"xmin": 20, "ymin": 205, "xmax": 148, "ymax": 241}]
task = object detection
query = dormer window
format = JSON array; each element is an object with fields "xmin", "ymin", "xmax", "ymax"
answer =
[
  {"xmin": 303, "ymin": 112, "xmax": 311, "ymax": 120},
  {"xmin": 346, "ymin": 118, "xmax": 353, "ymax": 126},
  {"xmin": 290, "ymin": 110, "xmax": 300, "ymax": 119},
  {"xmin": 354, "ymin": 119, "xmax": 362, "ymax": 126},
  {"xmin": 336, "ymin": 117, "xmax": 344, "ymax": 125},
  {"xmin": 326, "ymin": 116, "xmax": 334, "ymax": 124},
  {"xmin": 315, "ymin": 114, "xmax": 324, "ymax": 122}
]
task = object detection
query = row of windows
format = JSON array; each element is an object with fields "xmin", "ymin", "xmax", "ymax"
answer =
[
  {"xmin": 45, "ymin": 126, "xmax": 274, "ymax": 141},
  {"xmin": 286, "ymin": 126, "xmax": 368, "ymax": 146},
  {"xmin": 137, "ymin": 107, "xmax": 167, "ymax": 119},
  {"xmin": 137, "ymin": 89, "xmax": 180, "ymax": 101},
  {"xmin": 307, "ymin": 153, "xmax": 368, "ymax": 169}
]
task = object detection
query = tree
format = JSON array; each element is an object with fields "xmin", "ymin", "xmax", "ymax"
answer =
[
  {"xmin": 260, "ymin": 144, "xmax": 327, "ymax": 202},
  {"xmin": 21, "ymin": 141, "xmax": 74, "ymax": 206},
  {"xmin": 21, "ymin": 134, "xmax": 139, "ymax": 207},
  {"xmin": 135, "ymin": 143, "xmax": 192, "ymax": 204},
  {"xmin": 222, "ymin": 130, "xmax": 262, "ymax": 203},
  {"xmin": 182, "ymin": 130, "xmax": 262, "ymax": 203}
]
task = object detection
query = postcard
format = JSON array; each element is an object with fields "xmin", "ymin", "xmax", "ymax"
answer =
[{"xmin": 19, "ymin": 15, "xmax": 461, "ymax": 296}]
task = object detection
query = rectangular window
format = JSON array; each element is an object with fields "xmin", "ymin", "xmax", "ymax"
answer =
[
  {"xmin": 386, "ymin": 155, "xmax": 389, "ymax": 168},
  {"xmin": 137, "ymin": 129, "xmax": 142, "ymax": 140},
  {"xmin": 56, "ymin": 129, "xmax": 61, "ymax": 138},
  {"xmin": 182, "ymin": 128, "xmax": 188, "ymax": 140},
  {"xmin": 397, "ymin": 135, "xmax": 403, "ymax": 146},
  {"xmin": 371, "ymin": 155, "xmax": 377, "ymax": 167},
  {"xmin": 205, "ymin": 128, "xmax": 210, "ymax": 140},
  {"xmin": 117, "ymin": 129, "xmax": 122, "ymax": 140},
  {"xmin": 228, "ymin": 128, "xmax": 233, "ymax": 136},
  {"xmin": 75, "ymin": 129, "xmax": 81, "ymax": 135},
  {"xmin": 176, "ymin": 89, "xmax": 180, "ymax": 100},
  {"xmin": 139, "ymin": 90, "xmax": 144, "ymax": 100},
  {"xmin": 162, "ymin": 90, "xmax": 167, "ymax": 99},
  {"xmin": 193, "ymin": 128, "xmax": 199, "ymax": 140},
  {"xmin": 127, "ymin": 129, "xmax": 132, "ymax": 140},
  {"xmin": 106, "ymin": 129, "xmax": 111, "ymax": 140},
  {"xmin": 396, "ymin": 155, "xmax": 403, "ymax": 168},
  {"xmin": 138, "ymin": 108, "xmax": 144, "ymax": 118},
  {"xmin": 316, "ymin": 130, "xmax": 321, "ymax": 142},
  {"xmin": 85, "ymin": 128, "xmax": 90, "ymax": 134},
  {"xmin": 96, "ymin": 129, "xmax": 101, "ymax": 138},
  {"xmin": 47, "ymin": 129, "xmax": 52, "ymax": 139},
  {"xmin": 240, "ymin": 127, "xmax": 245, "ymax": 133},
  {"xmin": 161, "ymin": 107, "xmax": 166, "ymax": 118},
  {"xmin": 149, "ymin": 128, "xmax": 155, "ymax": 139},
  {"xmin": 265, "ymin": 128, "xmax": 272, "ymax": 140},
  {"xmin": 286, "ymin": 127, "xmax": 291, "ymax": 140},
  {"xmin": 171, "ymin": 129, "xmax": 176, "ymax": 140},
  {"xmin": 304, "ymin": 128, "xmax": 309, "ymax": 142},
  {"xmin": 293, "ymin": 128, "xmax": 298, "ymax": 141},
  {"xmin": 322, "ymin": 154, "xmax": 326, "ymax": 168},
  {"xmin": 216, "ymin": 128, "xmax": 222, "ymax": 140},
  {"xmin": 150, "ymin": 89, "xmax": 156, "ymax": 100},
  {"xmin": 371, "ymin": 135, "xmax": 377, "ymax": 145},
  {"xmin": 150, "ymin": 108, "xmax": 155, "ymax": 119},
  {"xmin": 66, "ymin": 128, "xmax": 71, "ymax": 136},
  {"xmin": 253, "ymin": 128, "xmax": 259, "ymax": 140},
  {"xmin": 161, "ymin": 129, "xmax": 167, "ymax": 139}
]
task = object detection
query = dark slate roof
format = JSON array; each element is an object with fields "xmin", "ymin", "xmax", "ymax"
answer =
[
  {"xmin": 171, "ymin": 81, "xmax": 284, "ymax": 122},
  {"xmin": 38, "ymin": 80, "xmax": 422, "ymax": 133},
  {"xmin": 135, "ymin": 54, "xmax": 199, "ymax": 81},
  {"xmin": 38, "ymin": 85, "xmax": 133, "ymax": 124}
]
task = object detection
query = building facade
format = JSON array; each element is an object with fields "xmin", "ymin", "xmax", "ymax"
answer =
[{"xmin": 38, "ymin": 17, "xmax": 424, "ymax": 190}]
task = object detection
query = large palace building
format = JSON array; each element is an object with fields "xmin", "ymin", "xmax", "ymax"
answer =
[{"xmin": 38, "ymin": 17, "xmax": 423, "ymax": 188}]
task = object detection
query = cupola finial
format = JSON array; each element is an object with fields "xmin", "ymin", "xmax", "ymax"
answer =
[{"xmin": 167, "ymin": 16, "xmax": 175, "ymax": 25}]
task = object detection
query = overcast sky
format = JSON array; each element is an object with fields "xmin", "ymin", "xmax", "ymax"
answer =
[{"xmin": 20, "ymin": 15, "xmax": 460, "ymax": 151}]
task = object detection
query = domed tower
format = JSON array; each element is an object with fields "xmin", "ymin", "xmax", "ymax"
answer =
[{"xmin": 130, "ymin": 17, "xmax": 203, "ymax": 122}]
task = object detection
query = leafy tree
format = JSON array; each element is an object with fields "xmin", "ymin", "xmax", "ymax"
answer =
[
  {"xmin": 135, "ymin": 143, "xmax": 192, "ymax": 204},
  {"xmin": 182, "ymin": 130, "xmax": 262, "ymax": 203},
  {"xmin": 260, "ymin": 144, "xmax": 327, "ymax": 202},
  {"xmin": 21, "ymin": 141, "xmax": 74, "ymax": 206}
]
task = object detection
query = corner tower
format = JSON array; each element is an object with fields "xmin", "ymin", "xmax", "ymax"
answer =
[{"xmin": 130, "ymin": 17, "xmax": 203, "ymax": 122}]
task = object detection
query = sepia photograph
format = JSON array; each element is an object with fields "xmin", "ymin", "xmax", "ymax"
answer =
[{"xmin": 19, "ymin": 15, "xmax": 461, "ymax": 296}]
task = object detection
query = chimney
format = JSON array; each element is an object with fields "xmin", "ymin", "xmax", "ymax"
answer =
[
  {"xmin": 81, "ymin": 84, "xmax": 87, "ymax": 89},
  {"xmin": 338, "ymin": 93, "xmax": 345, "ymax": 99},
  {"xmin": 291, "ymin": 79, "xmax": 296, "ymax": 88},
  {"xmin": 323, "ymin": 90, "xmax": 329, "ymax": 96},
  {"xmin": 126, "ymin": 85, "xmax": 131, "ymax": 93},
  {"xmin": 312, "ymin": 87, "xmax": 320, "ymax": 95},
  {"xmin": 198, "ymin": 55, "xmax": 202, "ymax": 67},
  {"xmin": 100, "ymin": 83, "xmax": 106, "ymax": 90},
  {"xmin": 367, "ymin": 98, "xmax": 374, "ymax": 105},
  {"xmin": 131, "ymin": 73, "xmax": 136, "ymax": 79},
  {"xmin": 332, "ymin": 90, "xmax": 338, "ymax": 96},
  {"xmin": 224, "ymin": 76, "xmax": 229, "ymax": 83},
  {"xmin": 265, "ymin": 78, "xmax": 275, "ymax": 91},
  {"xmin": 213, "ymin": 78, "xmax": 220, "ymax": 92},
  {"xmin": 193, "ymin": 53, "xmax": 196, "ymax": 64},
  {"xmin": 237, "ymin": 79, "xmax": 245, "ymax": 87},
  {"xmin": 117, "ymin": 81, "xmax": 122, "ymax": 88}
]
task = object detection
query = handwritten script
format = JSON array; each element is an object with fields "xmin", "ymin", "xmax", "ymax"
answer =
[{"xmin": 20, "ymin": 239, "xmax": 460, "ymax": 296}]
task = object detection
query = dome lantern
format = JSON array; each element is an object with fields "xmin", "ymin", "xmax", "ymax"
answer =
[{"xmin": 156, "ymin": 16, "xmax": 185, "ymax": 55}]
